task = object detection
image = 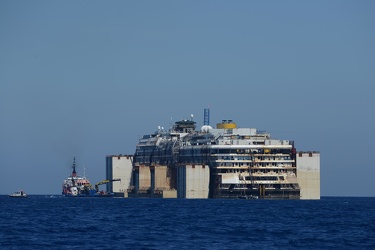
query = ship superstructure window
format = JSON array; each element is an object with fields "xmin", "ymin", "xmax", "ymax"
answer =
[{"xmin": 245, "ymin": 176, "xmax": 278, "ymax": 181}]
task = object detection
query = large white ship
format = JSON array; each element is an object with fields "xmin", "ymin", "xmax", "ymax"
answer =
[{"xmin": 125, "ymin": 109, "xmax": 311, "ymax": 199}]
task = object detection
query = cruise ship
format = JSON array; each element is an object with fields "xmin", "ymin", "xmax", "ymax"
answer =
[{"xmin": 106, "ymin": 109, "xmax": 320, "ymax": 199}]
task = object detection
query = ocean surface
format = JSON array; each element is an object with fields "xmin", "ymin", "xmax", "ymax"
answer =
[{"xmin": 0, "ymin": 196, "xmax": 374, "ymax": 250}]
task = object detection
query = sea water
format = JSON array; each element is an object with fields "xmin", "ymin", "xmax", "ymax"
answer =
[{"xmin": 0, "ymin": 196, "xmax": 374, "ymax": 249}]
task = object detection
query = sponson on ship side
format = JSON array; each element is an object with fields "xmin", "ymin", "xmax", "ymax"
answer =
[{"xmin": 105, "ymin": 108, "xmax": 320, "ymax": 199}]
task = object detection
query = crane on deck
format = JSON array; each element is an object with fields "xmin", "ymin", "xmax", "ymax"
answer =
[{"xmin": 95, "ymin": 178, "xmax": 121, "ymax": 193}]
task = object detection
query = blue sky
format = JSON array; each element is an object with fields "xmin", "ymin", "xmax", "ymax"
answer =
[{"xmin": 1, "ymin": 1, "xmax": 374, "ymax": 196}]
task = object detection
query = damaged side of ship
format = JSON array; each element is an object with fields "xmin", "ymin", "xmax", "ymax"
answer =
[{"xmin": 121, "ymin": 113, "xmax": 306, "ymax": 199}]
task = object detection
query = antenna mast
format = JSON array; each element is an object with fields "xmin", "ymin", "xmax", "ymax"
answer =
[{"xmin": 204, "ymin": 107, "xmax": 210, "ymax": 126}]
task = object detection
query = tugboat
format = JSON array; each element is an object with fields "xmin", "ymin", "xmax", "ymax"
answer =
[
  {"xmin": 9, "ymin": 190, "xmax": 27, "ymax": 198},
  {"xmin": 62, "ymin": 157, "xmax": 120, "ymax": 197},
  {"xmin": 62, "ymin": 157, "xmax": 96, "ymax": 197}
]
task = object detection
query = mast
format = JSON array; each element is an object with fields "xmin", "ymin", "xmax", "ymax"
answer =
[{"xmin": 72, "ymin": 157, "xmax": 77, "ymax": 177}]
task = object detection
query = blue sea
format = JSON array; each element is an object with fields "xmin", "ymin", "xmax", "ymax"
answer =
[{"xmin": 0, "ymin": 196, "xmax": 374, "ymax": 249}]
